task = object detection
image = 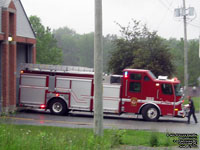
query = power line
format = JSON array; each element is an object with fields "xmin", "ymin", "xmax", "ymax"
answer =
[
  {"xmin": 165, "ymin": 0, "xmax": 175, "ymax": 8},
  {"xmin": 156, "ymin": 0, "xmax": 174, "ymax": 30},
  {"xmin": 159, "ymin": 0, "xmax": 174, "ymax": 12},
  {"xmin": 188, "ymin": 22, "xmax": 200, "ymax": 28},
  {"xmin": 189, "ymin": 20, "xmax": 200, "ymax": 26}
]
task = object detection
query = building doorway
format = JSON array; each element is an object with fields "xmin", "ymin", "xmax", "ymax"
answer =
[{"xmin": 16, "ymin": 43, "xmax": 32, "ymax": 105}]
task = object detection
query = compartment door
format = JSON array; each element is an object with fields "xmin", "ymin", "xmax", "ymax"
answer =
[
  {"xmin": 20, "ymin": 75, "xmax": 47, "ymax": 105},
  {"xmin": 70, "ymin": 79, "xmax": 92, "ymax": 109},
  {"xmin": 103, "ymin": 85, "xmax": 121, "ymax": 113}
]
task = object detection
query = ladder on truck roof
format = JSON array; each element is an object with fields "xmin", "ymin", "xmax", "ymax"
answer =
[{"xmin": 20, "ymin": 63, "xmax": 94, "ymax": 73}]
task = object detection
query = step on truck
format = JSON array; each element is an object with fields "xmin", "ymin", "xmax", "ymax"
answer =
[{"xmin": 18, "ymin": 63, "xmax": 185, "ymax": 121}]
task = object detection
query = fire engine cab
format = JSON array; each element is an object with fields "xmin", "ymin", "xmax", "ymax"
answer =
[{"xmin": 18, "ymin": 63, "xmax": 185, "ymax": 121}]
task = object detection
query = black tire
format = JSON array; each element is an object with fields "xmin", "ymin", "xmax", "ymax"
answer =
[
  {"xmin": 49, "ymin": 99, "xmax": 67, "ymax": 115},
  {"xmin": 142, "ymin": 105, "xmax": 160, "ymax": 121}
]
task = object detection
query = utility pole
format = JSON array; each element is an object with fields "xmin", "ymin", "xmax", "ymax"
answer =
[
  {"xmin": 174, "ymin": 1, "xmax": 195, "ymax": 97},
  {"xmin": 182, "ymin": 0, "xmax": 188, "ymax": 97},
  {"xmin": 94, "ymin": 0, "xmax": 103, "ymax": 136}
]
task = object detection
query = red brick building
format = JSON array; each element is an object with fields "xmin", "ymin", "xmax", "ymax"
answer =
[{"xmin": 0, "ymin": 0, "xmax": 36, "ymax": 113}]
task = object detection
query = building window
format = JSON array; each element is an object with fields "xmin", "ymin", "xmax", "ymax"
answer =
[
  {"xmin": 9, "ymin": 13, "xmax": 14, "ymax": 36},
  {"xmin": 129, "ymin": 82, "xmax": 141, "ymax": 92},
  {"xmin": 130, "ymin": 73, "xmax": 142, "ymax": 80},
  {"xmin": 161, "ymin": 84, "xmax": 173, "ymax": 95}
]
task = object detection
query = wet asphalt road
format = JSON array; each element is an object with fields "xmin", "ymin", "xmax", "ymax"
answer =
[{"xmin": 0, "ymin": 109, "xmax": 199, "ymax": 134}]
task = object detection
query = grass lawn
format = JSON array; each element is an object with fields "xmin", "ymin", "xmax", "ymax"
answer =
[
  {"xmin": 183, "ymin": 97, "xmax": 200, "ymax": 112},
  {"xmin": 0, "ymin": 124, "xmax": 180, "ymax": 150}
]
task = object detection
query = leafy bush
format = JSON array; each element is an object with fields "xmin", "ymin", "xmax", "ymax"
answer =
[
  {"xmin": 149, "ymin": 132, "xmax": 159, "ymax": 147},
  {"xmin": 110, "ymin": 129, "xmax": 126, "ymax": 147}
]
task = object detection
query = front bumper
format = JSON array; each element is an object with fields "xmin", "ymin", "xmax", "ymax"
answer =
[
  {"xmin": 177, "ymin": 104, "xmax": 190, "ymax": 118},
  {"xmin": 177, "ymin": 110, "xmax": 186, "ymax": 118}
]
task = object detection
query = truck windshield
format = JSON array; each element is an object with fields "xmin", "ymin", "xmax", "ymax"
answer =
[
  {"xmin": 174, "ymin": 84, "xmax": 182, "ymax": 96},
  {"xmin": 147, "ymin": 71, "xmax": 156, "ymax": 79}
]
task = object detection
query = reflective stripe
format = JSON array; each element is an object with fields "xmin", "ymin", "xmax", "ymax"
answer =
[
  {"xmin": 55, "ymin": 88, "xmax": 71, "ymax": 92},
  {"xmin": 122, "ymin": 98, "xmax": 182, "ymax": 106},
  {"xmin": 20, "ymin": 85, "xmax": 48, "ymax": 89}
]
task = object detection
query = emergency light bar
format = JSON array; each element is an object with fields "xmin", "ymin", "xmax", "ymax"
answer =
[
  {"xmin": 158, "ymin": 76, "xmax": 168, "ymax": 80},
  {"xmin": 124, "ymin": 71, "xmax": 128, "ymax": 78}
]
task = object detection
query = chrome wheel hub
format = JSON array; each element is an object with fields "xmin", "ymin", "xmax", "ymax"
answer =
[
  {"xmin": 52, "ymin": 102, "xmax": 62, "ymax": 113},
  {"xmin": 147, "ymin": 108, "xmax": 158, "ymax": 119}
]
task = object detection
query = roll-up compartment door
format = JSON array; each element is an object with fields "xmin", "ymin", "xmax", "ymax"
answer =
[{"xmin": 20, "ymin": 75, "xmax": 47, "ymax": 105}]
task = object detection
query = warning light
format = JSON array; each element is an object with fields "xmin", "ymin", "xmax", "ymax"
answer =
[
  {"xmin": 171, "ymin": 77, "xmax": 178, "ymax": 81},
  {"xmin": 124, "ymin": 71, "xmax": 128, "ymax": 78},
  {"xmin": 174, "ymin": 108, "xmax": 179, "ymax": 111},
  {"xmin": 20, "ymin": 70, "xmax": 24, "ymax": 74},
  {"xmin": 56, "ymin": 93, "xmax": 60, "ymax": 97},
  {"xmin": 40, "ymin": 104, "xmax": 46, "ymax": 109}
]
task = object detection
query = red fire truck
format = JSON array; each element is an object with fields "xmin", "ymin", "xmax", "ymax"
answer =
[{"xmin": 18, "ymin": 63, "xmax": 185, "ymax": 121}]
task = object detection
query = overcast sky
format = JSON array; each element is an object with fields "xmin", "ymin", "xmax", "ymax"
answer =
[{"xmin": 20, "ymin": 0, "xmax": 200, "ymax": 39}]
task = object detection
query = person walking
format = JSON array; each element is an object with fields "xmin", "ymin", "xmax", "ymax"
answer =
[{"xmin": 187, "ymin": 96, "xmax": 198, "ymax": 124}]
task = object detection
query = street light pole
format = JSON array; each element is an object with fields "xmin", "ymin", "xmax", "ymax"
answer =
[
  {"xmin": 94, "ymin": 0, "xmax": 103, "ymax": 136},
  {"xmin": 183, "ymin": 0, "xmax": 188, "ymax": 97}
]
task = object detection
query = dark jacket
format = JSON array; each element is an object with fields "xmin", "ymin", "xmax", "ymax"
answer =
[{"xmin": 189, "ymin": 99, "xmax": 195, "ymax": 112}]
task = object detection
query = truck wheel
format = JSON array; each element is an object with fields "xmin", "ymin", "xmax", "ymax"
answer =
[
  {"xmin": 49, "ymin": 99, "xmax": 67, "ymax": 115},
  {"xmin": 142, "ymin": 105, "xmax": 160, "ymax": 121}
]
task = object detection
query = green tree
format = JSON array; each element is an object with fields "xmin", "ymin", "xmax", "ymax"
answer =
[
  {"xmin": 166, "ymin": 38, "xmax": 184, "ymax": 83},
  {"xmin": 53, "ymin": 27, "xmax": 79, "ymax": 66},
  {"xmin": 53, "ymin": 27, "xmax": 115, "ymax": 72},
  {"xmin": 166, "ymin": 38, "xmax": 200, "ymax": 86},
  {"xmin": 29, "ymin": 16, "xmax": 63, "ymax": 65},
  {"xmin": 108, "ymin": 20, "xmax": 175, "ymax": 77},
  {"xmin": 78, "ymin": 33, "xmax": 94, "ymax": 68},
  {"xmin": 188, "ymin": 40, "xmax": 200, "ymax": 86},
  {"xmin": 103, "ymin": 34, "xmax": 117, "ymax": 72}
]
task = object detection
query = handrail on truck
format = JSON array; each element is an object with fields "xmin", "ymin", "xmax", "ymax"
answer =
[{"xmin": 19, "ymin": 63, "xmax": 94, "ymax": 73}]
